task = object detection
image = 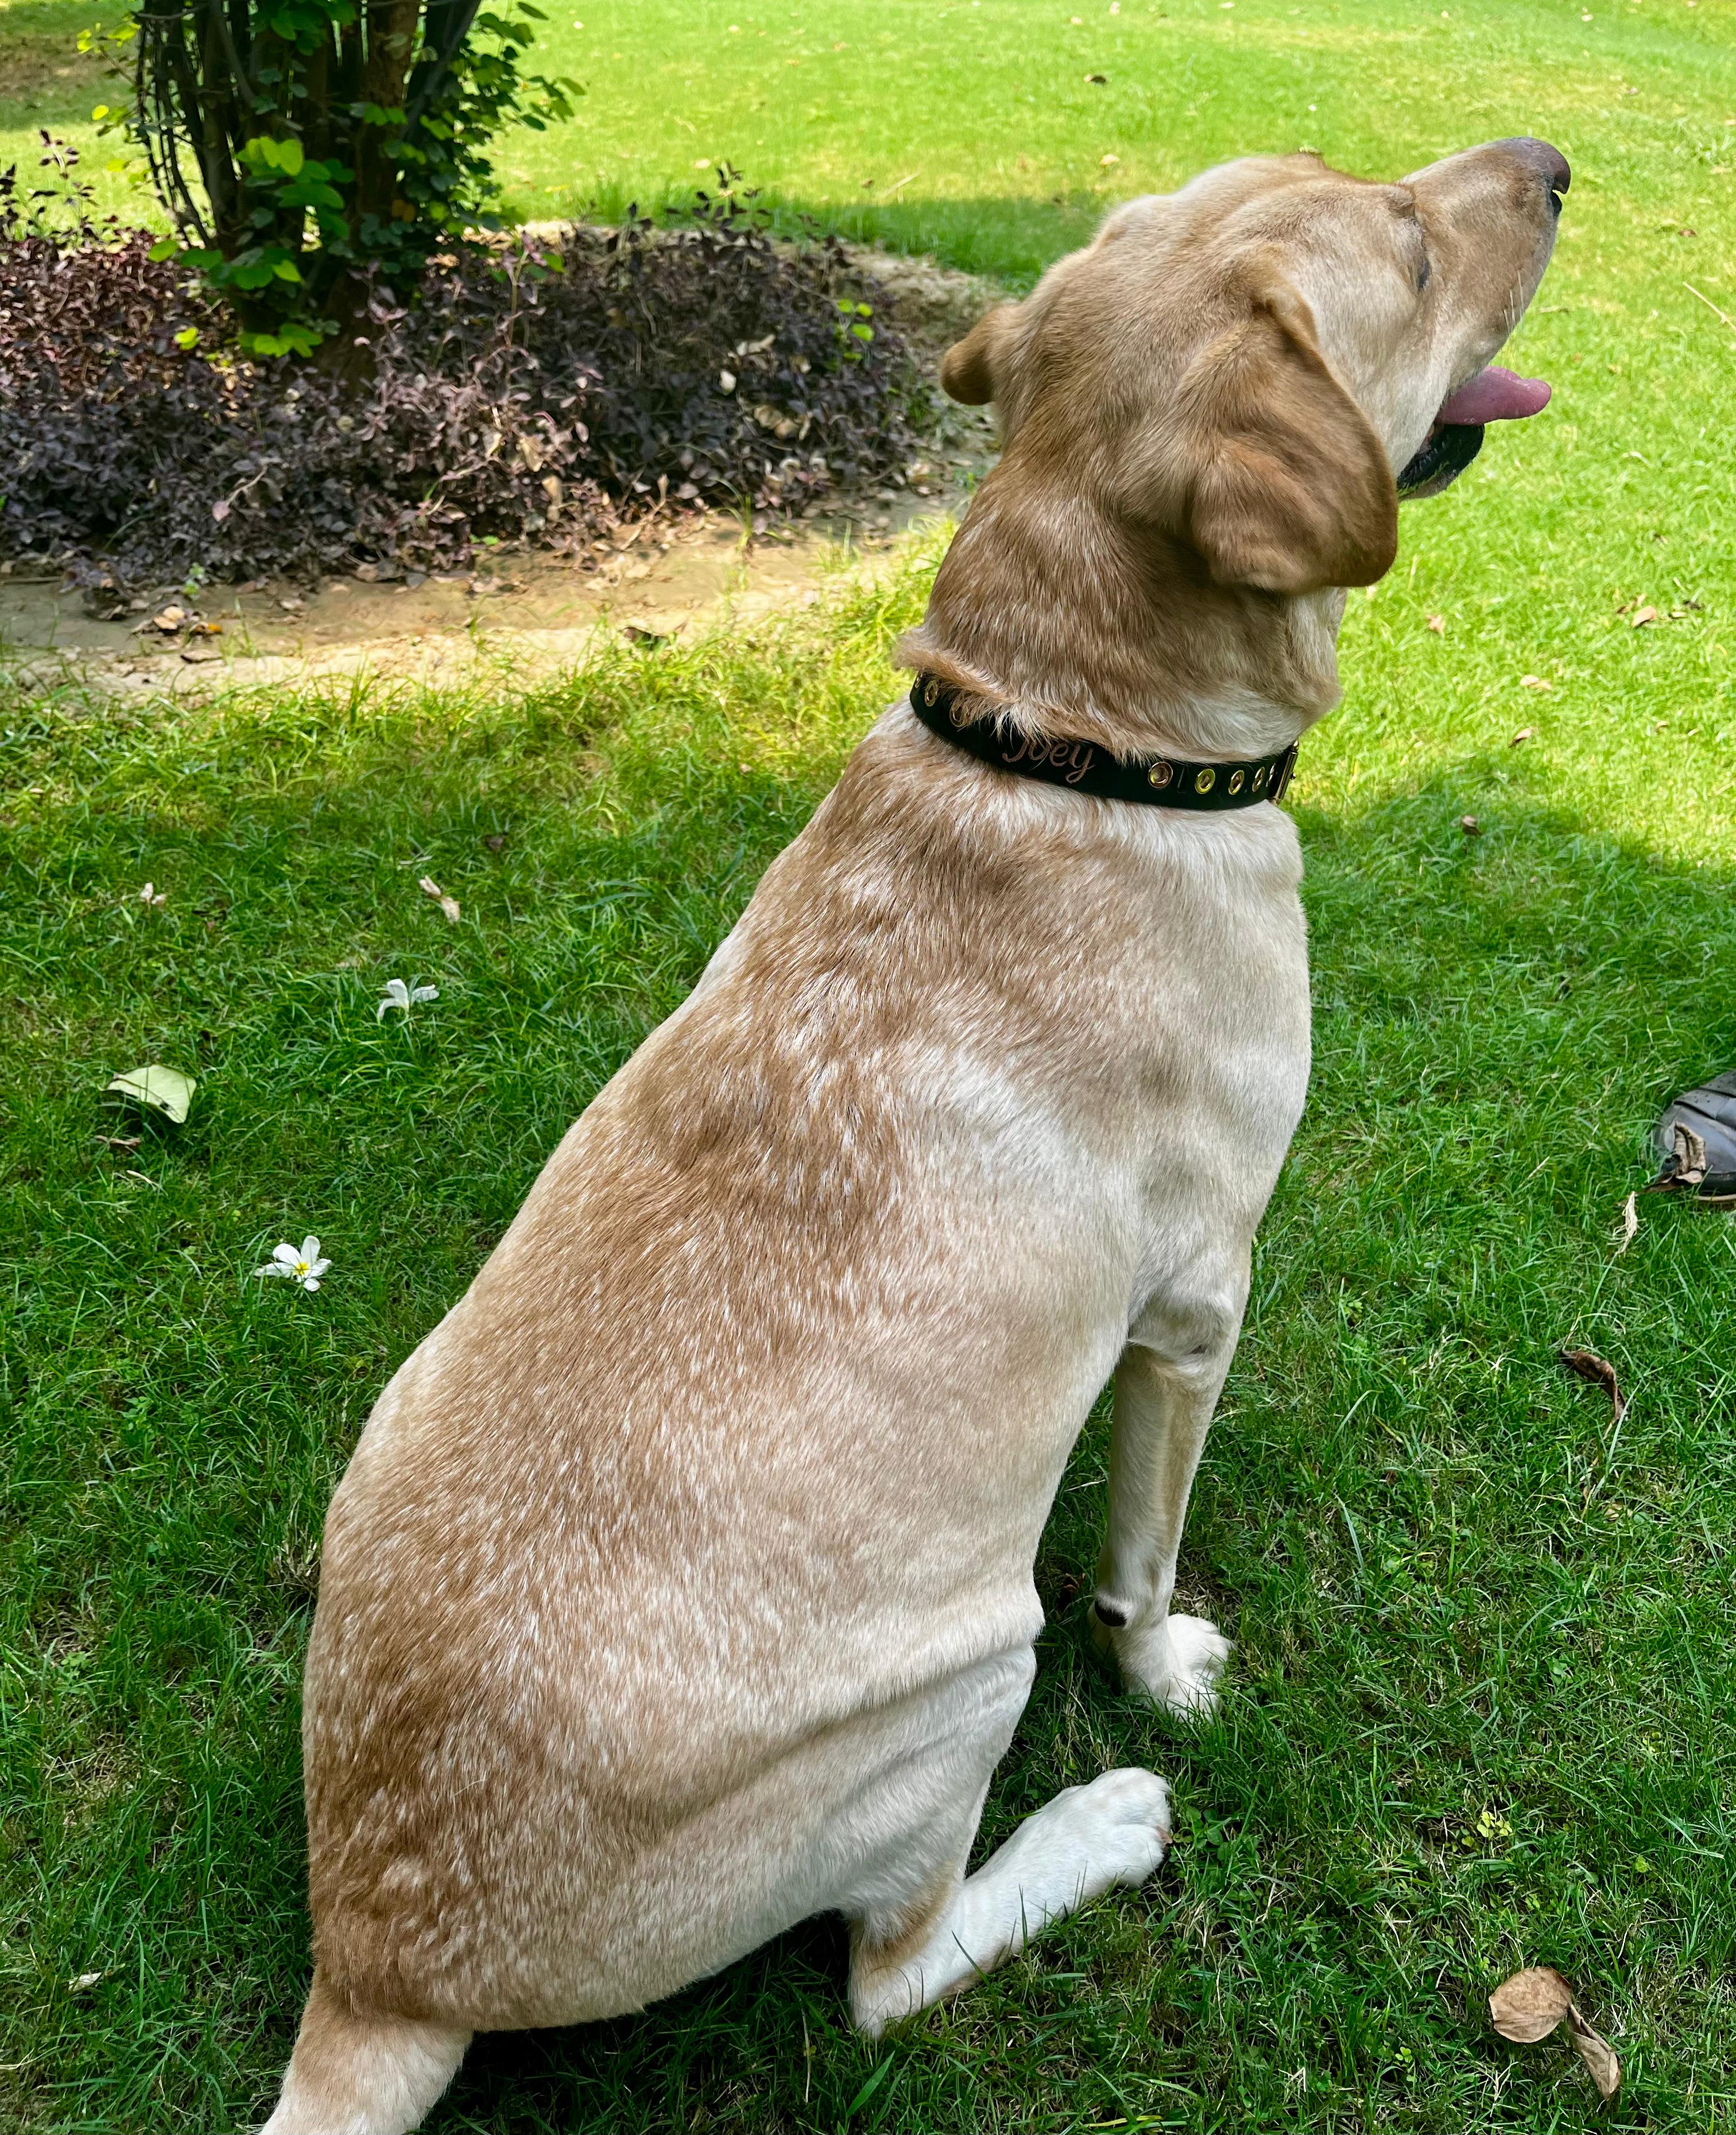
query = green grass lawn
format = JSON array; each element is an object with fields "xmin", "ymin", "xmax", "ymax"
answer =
[
  {"xmin": 7, "ymin": 0, "xmax": 1736, "ymax": 279},
  {"xmin": 5, "ymin": 1, "xmax": 1736, "ymax": 2130}
]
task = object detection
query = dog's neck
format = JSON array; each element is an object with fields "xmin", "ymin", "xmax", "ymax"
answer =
[{"xmin": 899, "ymin": 462, "xmax": 1349, "ymax": 763}]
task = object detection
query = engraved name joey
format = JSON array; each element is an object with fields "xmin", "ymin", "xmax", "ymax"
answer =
[{"xmin": 994, "ymin": 725, "xmax": 1099, "ymax": 784}]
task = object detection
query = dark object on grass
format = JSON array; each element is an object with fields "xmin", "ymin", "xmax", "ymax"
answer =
[
  {"xmin": 0, "ymin": 151, "xmax": 923, "ymax": 586},
  {"xmin": 1646, "ymin": 1072, "xmax": 1736, "ymax": 1204},
  {"xmin": 1557, "ymin": 1347, "xmax": 1625, "ymax": 1421}
]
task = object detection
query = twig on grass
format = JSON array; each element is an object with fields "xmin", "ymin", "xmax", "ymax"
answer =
[{"xmin": 1683, "ymin": 280, "xmax": 1735, "ymax": 332}]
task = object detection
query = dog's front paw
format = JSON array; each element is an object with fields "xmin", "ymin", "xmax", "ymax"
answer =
[{"xmin": 1100, "ymin": 1610, "xmax": 1230, "ymax": 1721}]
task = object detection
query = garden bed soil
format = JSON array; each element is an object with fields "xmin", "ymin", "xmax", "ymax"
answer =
[{"xmin": 0, "ymin": 240, "xmax": 1002, "ymax": 697}]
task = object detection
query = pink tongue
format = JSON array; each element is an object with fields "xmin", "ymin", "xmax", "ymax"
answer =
[{"xmin": 1436, "ymin": 365, "xmax": 1552, "ymax": 425}]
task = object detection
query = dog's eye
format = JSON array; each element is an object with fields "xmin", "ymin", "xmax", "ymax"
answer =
[{"xmin": 1416, "ymin": 251, "xmax": 1432, "ymax": 295}]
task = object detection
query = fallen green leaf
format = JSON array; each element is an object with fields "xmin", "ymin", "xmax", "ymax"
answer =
[{"xmin": 103, "ymin": 1065, "xmax": 196, "ymax": 1125}]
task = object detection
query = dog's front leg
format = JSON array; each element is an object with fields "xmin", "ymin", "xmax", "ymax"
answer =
[{"xmin": 1090, "ymin": 1337, "xmax": 1234, "ymax": 1720}]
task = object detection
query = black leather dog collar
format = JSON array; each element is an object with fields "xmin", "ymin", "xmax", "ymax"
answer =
[{"xmin": 908, "ymin": 673, "xmax": 1298, "ymax": 811}]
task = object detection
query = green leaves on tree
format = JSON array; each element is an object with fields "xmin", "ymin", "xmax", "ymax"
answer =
[{"xmin": 100, "ymin": 0, "xmax": 582, "ymax": 359}]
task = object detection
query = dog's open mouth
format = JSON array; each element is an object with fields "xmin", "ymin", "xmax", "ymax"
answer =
[{"xmin": 1396, "ymin": 365, "xmax": 1552, "ymax": 500}]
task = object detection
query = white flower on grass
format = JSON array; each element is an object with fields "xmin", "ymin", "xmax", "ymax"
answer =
[
  {"xmin": 137, "ymin": 882, "xmax": 166, "ymax": 907},
  {"xmin": 377, "ymin": 977, "xmax": 439, "ymax": 1020},
  {"xmin": 256, "ymin": 1237, "xmax": 330, "ymax": 1291}
]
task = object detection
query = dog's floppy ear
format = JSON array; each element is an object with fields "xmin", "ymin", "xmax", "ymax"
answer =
[
  {"xmin": 1175, "ymin": 276, "xmax": 1397, "ymax": 595},
  {"xmin": 940, "ymin": 301, "xmax": 1020, "ymax": 405}
]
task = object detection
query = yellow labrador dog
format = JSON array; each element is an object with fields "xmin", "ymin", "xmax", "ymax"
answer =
[{"xmin": 265, "ymin": 138, "xmax": 1564, "ymax": 2132}]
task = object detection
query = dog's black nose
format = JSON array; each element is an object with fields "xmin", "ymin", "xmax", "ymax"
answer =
[{"xmin": 1495, "ymin": 136, "xmax": 1571, "ymax": 199}]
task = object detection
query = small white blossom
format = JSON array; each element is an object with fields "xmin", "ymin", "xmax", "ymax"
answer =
[
  {"xmin": 137, "ymin": 882, "xmax": 166, "ymax": 907},
  {"xmin": 256, "ymin": 1236, "xmax": 330, "ymax": 1291},
  {"xmin": 377, "ymin": 977, "xmax": 439, "ymax": 1020}
]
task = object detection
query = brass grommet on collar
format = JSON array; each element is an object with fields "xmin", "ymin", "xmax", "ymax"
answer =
[
  {"xmin": 1148, "ymin": 761, "xmax": 1173, "ymax": 789},
  {"xmin": 1227, "ymin": 768, "xmax": 1245, "ymax": 796},
  {"xmin": 1194, "ymin": 766, "xmax": 1216, "ymax": 795},
  {"xmin": 922, "ymin": 677, "xmax": 941, "ymax": 708},
  {"xmin": 1253, "ymin": 765, "xmax": 1269, "ymax": 792},
  {"xmin": 949, "ymin": 702, "xmax": 971, "ymax": 727}
]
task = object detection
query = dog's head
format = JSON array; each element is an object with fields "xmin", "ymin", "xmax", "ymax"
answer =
[
  {"xmin": 939, "ymin": 138, "xmax": 1565, "ymax": 600},
  {"xmin": 908, "ymin": 140, "xmax": 1564, "ymax": 750}
]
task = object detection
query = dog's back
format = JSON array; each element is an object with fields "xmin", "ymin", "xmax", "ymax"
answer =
[{"xmin": 302, "ymin": 727, "xmax": 1220, "ymax": 2028}]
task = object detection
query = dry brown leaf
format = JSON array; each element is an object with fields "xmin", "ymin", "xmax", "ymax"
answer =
[
  {"xmin": 1631, "ymin": 604, "xmax": 1658, "ymax": 627},
  {"xmin": 1426, "ymin": 614, "xmax": 1445, "ymax": 633},
  {"xmin": 68, "ymin": 1970, "xmax": 103, "ymax": 1993},
  {"xmin": 1617, "ymin": 1191, "xmax": 1638, "ymax": 1255},
  {"xmin": 1566, "ymin": 2006, "xmax": 1623, "ymax": 2100},
  {"xmin": 1559, "ymin": 1347, "xmax": 1626, "ymax": 1420},
  {"xmin": 1460, "ymin": 815, "xmax": 1481, "ymax": 836},
  {"xmin": 1490, "ymin": 1967, "xmax": 1622, "ymax": 2099},
  {"xmin": 1643, "ymin": 1119, "xmax": 1710, "ymax": 1195},
  {"xmin": 1510, "ymin": 726, "xmax": 1535, "ymax": 746},
  {"xmin": 1490, "ymin": 1966, "xmax": 1575, "ymax": 2043},
  {"xmin": 1671, "ymin": 1121, "xmax": 1708, "ymax": 1187},
  {"xmin": 1520, "ymin": 673, "xmax": 1552, "ymax": 689},
  {"xmin": 418, "ymin": 875, "xmax": 461, "ymax": 924}
]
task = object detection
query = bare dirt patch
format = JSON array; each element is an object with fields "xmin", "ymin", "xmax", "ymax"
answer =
[{"xmin": 0, "ymin": 477, "xmax": 980, "ymax": 698}]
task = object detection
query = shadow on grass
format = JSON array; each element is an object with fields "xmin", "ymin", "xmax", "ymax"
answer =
[
  {"xmin": 4, "ymin": 696, "xmax": 1735, "ymax": 2131},
  {"xmin": 0, "ymin": 0, "xmax": 108, "ymax": 134},
  {"xmin": 549, "ymin": 182, "xmax": 1105, "ymax": 290}
]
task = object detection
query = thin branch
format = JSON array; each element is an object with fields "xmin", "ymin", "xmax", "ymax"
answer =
[
  {"xmin": 1683, "ymin": 280, "xmax": 1735, "ymax": 334},
  {"xmin": 204, "ymin": 0, "xmax": 257, "ymax": 111},
  {"xmin": 404, "ymin": 0, "xmax": 484, "ymax": 129},
  {"xmin": 137, "ymin": 18, "xmax": 211, "ymax": 243}
]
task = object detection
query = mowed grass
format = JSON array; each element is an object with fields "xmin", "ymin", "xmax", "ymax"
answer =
[
  {"xmin": 7, "ymin": 0, "xmax": 1736, "ymax": 278},
  {"xmin": 5, "ymin": 1, "xmax": 1736, "ymax": 2130}
]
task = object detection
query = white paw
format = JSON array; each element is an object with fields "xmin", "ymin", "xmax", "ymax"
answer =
[
  {"xmin": 847, "ymin": 1767, "xmax": 1172, "ymax": 2031},
  {"xmin": 1006, "ymin": 1766, "xmax": 1171, "ymax": 1911},
  {"xmin": 1117, "ymin": 1613, "xmax": 1231, "ymax": 1721},
  {"xmin": 1068, "ymin": 1766, "xmax": 1173, "ymax": 1889}
]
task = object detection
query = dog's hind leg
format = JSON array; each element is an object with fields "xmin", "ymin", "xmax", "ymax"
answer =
[
  {"xmin": 846, "ymin": 1766, "xmax": 1171, "ymax": 2035},
  {"xmin": 259, "ymin": 1969, "xmax": 470, "ymax": 2135}
]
